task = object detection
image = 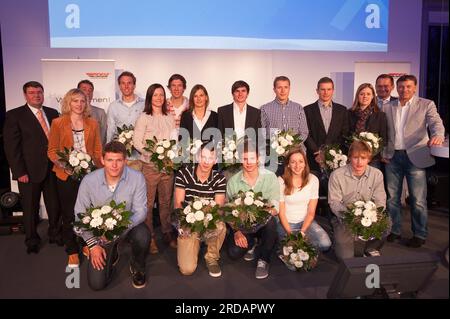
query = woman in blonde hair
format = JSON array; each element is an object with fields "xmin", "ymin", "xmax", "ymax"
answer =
[
  {"xmin": 48, "ymin": 88, "xmax": 103, "ymax": 268},
  {"xmin": 277, "ymin": 147, "xmax": 331, "ymax": 254}
]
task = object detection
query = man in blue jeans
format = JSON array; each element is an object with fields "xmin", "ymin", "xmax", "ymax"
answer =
[
  {"xmin": 74, "ymin": 141, "xmax": 150, "ymax": 290},
  {"xmin": 382, "ymin": 74, "xmax": 445, "ymax": 248}
]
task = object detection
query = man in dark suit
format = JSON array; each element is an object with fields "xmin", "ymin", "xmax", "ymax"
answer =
[
  {"xmin": 304, "ymin": 77, "xmax": 349, "ymax": 173},
  {"xmin": 3, "ymin": 81, "xmax": 62, "ymax": 253},
  {"xmin": 218, "ymin": 80, "xmax": 261, "ymax": 142},
  {"xmin": 375, "ymin": 74, "xmax": 398, "ymax": 109}
]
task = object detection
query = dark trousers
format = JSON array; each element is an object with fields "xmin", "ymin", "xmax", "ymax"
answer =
[
  {"xmin": 18, "ymin": 170, "xmax": 61, "ymax": 247},
  {"xmin": 226, "ymin": 218, "xmax": 278, "ymax": 263},
  {"xmin": 56, "ymin": 178, "xmax": 80, "ymax": 255},
  {"xmin": 87, "ymin": 223, "xmax": 151, "ymax": 291}
]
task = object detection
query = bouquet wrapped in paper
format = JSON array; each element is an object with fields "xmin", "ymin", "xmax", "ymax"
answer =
[
  {"xmin": 56, "ymin": 147, "xmax": 96, "ymax": 181},
  {"xmin": 175, "ymin": 197, "xmax": 222, "ymax": 240},
  {"xmin": 343, "ymin": 200, "xmax": 390, "ymax": 241},
  {"xmin": 144, "ymin": 137, "xmax": 180, "ymax": 173},
  {"xmin": 349, "ymin": 131, "xmax": 383, "ymax": 156},
  {"xmin": 115, "ymin": 124, "xmax": 134, "ymax": 157},
  {"xmin": 223, "ymin": 190, "xmax": 273, "ymax": 233},
  {"xmin": 271, "ymin": 129, "xmax": 303, "ymax": 159},
  {"xmin": 279, "ymin": 232, "xmax": 319, "ymax": 271},
  {"xmin": 74, "ymin": 200, "xmax": 133, "ymax": 242}
]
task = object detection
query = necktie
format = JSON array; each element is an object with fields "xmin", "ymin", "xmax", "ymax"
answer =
[{"xmin": 36, "ymin": 109, "xmax": 49, "ymax": 138}]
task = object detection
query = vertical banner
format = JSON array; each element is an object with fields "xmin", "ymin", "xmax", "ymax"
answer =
[
  {"xmin": 41, "ymin": 59, "xmax": 115, "ymax": 113},
  {"xmin": 354, "ymin": 61, "xmax": 411, "ymax": 96}
]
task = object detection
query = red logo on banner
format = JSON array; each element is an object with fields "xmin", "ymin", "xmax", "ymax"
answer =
[
  {"xmin": 86, "ymin": 72, "xmax": 110, "ymax": 79},
  {"xmin": 387, "ymin": 72, "xmax": 407, "ymax": 78}
]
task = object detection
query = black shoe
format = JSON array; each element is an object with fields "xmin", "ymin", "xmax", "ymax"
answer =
[
  {"xmin": 407, "ymin": 237, "xmax": 425, "ymax": 248},
  {"xmin": 387, "ymin": 233, "xmax": 401, "ymax": 242},
  {"xmin": 26, "ymin": 245, "xmax": 40, "ymax": 254},
  {"xmin": 49, "ymin": 238, "xmax": 64, "ymax": 246},
  {"xmin": 129, "ymin": 265, "xmax": 146, "ymax": 289}
]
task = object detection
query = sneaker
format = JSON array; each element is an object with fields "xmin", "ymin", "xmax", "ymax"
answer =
[
  {"xmin": 407, "ymin": 237, "xmax": 425, "ymax": 248},
  {"xmin": 364, "ymin": 249, "xmax": 381, "ymax": 257},
  {"xmin": 278, "ymin": 254, "xmax": 296, "ymax": 271},
  {"xmin": 387, "ymin": 233, "xmax": 401, "ymax": 242},
  {"xmin": 206, "ymin": 262, "xmax": 222, "ymax": 278},
  {"xmin": 244, "ymin": 245, "xmax": 256, "ymax": 261},
  {"xmin": 255, "ymin": 259, "xmax": 269, "ymax": 279},
  {"xmin": 68, "ymin": 253, "xmax": 80, "ymax": 268},
  {"xmin": 129, "ymin": 265, "xmax": 146, "ymax": 289}
]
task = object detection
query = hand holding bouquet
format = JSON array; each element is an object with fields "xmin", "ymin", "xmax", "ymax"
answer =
[
  {"xmin": 56, "ymin": 147, "xmax": 96, "ymax": 181},
  {"xmin": 144, "ymin": 137, "xmax": 180, "ymax": 173},
  {"xmin": 175, "ymin": 197, "xmax": 222, "ymax": 240},
  {"xmin": 223, "ymin": 190, "xmax": 273, "ymax": 233},
  {"xmin": 343, "ymin": 200, "xmax": 390, "ymax": 241},
  {"xmin": 115, "ymin": 124, "xmax": 134, "ymax": 157},
  {"xmin": 271, "ymin": 129, "xmax": 303, "ymax": 159},
  {"xmin": 74, "ymin": 200, "xmax": 133, "ymax": 242},
  {"xmin": 279, "ymin": 232, "xmax": 318, "ymax": 271}
]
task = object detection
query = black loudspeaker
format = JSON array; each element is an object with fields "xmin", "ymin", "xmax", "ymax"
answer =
[{"xmin": 0, "ymin": 190, "xmax": 24, "ymax": 235}]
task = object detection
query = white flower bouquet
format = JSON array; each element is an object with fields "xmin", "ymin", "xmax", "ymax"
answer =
[
  {"xmin": 280, "ymin": 232, "xmax": 318, "ymax": 271},
  {"xmin": 271, "ymin": 129, "xmax": 303, "ymax": 159},
  {"xmin": 56, "ymin": 147, "xmax": 96, "ymax": 181},
  {"xmin": 343, "ymin": 200, "xmax": 390, "ymax": 241},
  {"xmin": 321, "ymin": 144, "xmax": 348, "ymax": 172},
  {"xmin": 175, "ymin": 197, "xmax": 222, "ymax": 239},
  {"xmin": 223, "ymin": 190, "xmax": 273, "ymax": 233},
  {"xmin": 219, "ymin": 135, "xmax": 241, "ymax": 170},
  {"xmin": 144, "ymin": 137, "xmax": 180, "ymax": 173},
  {"xmin": 115, "ymin": 124, "xmax": 134, "ymax": 157},
  {"xmin": 74, "ymin": 200, "xmax": 133, "ymax": 241},
  {"xmin": 350, "ymin": 131, "xmax": 383, "ymax": 156},
  {"xmin": 184, "ymin": 138, "xmax": 203, "ymax": 163}
]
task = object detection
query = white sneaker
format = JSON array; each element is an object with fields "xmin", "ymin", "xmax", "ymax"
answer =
[
  {"xmin": 244, "ymin": 245, "xmax": 255, "ymax": 261},
  {"xmin": 255, "ymin": 259, "xmax": 269, "ymax": 279}
]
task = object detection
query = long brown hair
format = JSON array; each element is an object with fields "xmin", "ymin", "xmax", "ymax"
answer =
[
  {"xmin": 351, "ymin": 83, "xmax": 380, "ymax": 112},
  {"xmin": 282, "ymin": 147, "xmax": 310, "ymax": 195},
  {"xmin": 144, "ymin": 83, "xmax": 168, "ymax": 115}
]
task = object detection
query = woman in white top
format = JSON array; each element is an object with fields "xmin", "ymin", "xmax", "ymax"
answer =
[
  {"xmin": 179, "ymin": 84, "xmax": 218, "ymax": 143},
  {"xmin": 133, "ymin": 83, "xmax": 178, "ymax": 254},
  {"xmin": 278, "ymin": 147, "xmax": 331, "ymax": 252}
]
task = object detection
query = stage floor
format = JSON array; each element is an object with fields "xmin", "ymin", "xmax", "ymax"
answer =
[{"xmin": 0, "ymin": 209, "xmax": 448, "ymax": 299}]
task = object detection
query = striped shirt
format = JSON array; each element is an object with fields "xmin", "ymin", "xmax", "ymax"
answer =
[
  {"xmin": 175, "ymin": 164, "xmax": 226, "ymax": 202},
  {"xmin": 260, "ymin": 99, "xmax": 309, "ymax": 141}
]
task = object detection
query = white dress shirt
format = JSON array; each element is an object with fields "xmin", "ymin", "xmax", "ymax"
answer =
[
  {"xmin": 394, "ymin": 97, "xmax": 413, "ymax": 150},
  {"xmin": 233, "ymin": 102, "xmax": 247, "ymax": 140}
]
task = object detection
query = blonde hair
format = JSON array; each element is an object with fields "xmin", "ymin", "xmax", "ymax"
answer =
[
  {"xmin": 60, "ymin": 88, "xmax": 91, "ymax": 117},
  {"xmin": 348, "ymin": 140, "xmax": 373, "ymax": 159}
]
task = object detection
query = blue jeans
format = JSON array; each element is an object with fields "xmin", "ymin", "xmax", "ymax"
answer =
[
  {"xmin": 385, "ymin": 151, "xmax": 428, "ymax": 239},
  {"xmin": 276, "ymin": 219, "xmax": 331, "ymax": 252}
]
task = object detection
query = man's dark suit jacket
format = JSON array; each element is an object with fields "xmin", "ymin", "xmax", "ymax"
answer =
[
  {"xmin": 179, "ymin": 110, "xmax": 218, "ymax": 142},
  {"xmin": 217, "ymin": 103, "xmax": 261, "ymax": 140},
  {"xmin": 3, "ymin": 105, "xmax": 59, "ymax": 182},
  {"xmin": 304, "ymin": 101, "xmax": 350, "ymax": 172}
]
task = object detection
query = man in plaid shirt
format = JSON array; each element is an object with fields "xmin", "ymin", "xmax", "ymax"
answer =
[{"xmin": 260, "ymin": 76, "xmax": 309, "ymax": 175}]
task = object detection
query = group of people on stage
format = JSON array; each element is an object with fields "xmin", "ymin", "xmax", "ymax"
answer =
[{"xmin": 3, "ymin": 71, "xmax": 445, "ymax": 290}]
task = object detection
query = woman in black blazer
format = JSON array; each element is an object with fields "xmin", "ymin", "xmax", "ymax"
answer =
[
  {"xmin": 179, "ymin": 84, "xmax": 218, "ymax": 144},
  {"xmin": 349, "ymin": 83, "xmax": 388, "ymax": 169}
]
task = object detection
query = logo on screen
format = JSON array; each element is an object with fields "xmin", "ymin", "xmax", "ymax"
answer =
[{"xmin": 86, "ymin": 72, "xmax": 110, "ymax": 79}]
